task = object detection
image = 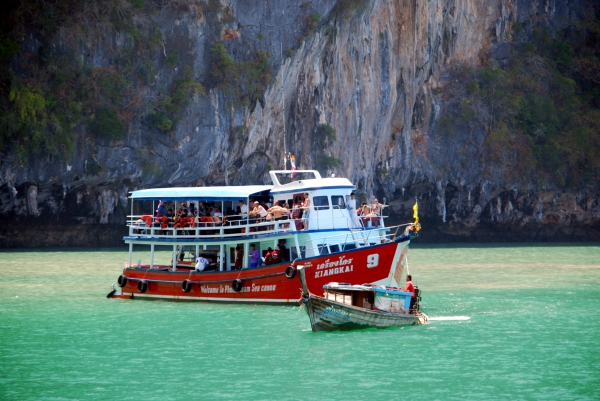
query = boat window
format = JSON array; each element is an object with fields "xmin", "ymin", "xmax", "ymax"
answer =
[
  {"xmin": 329, "ymin": 244, "xmax": 340, "ymax": 253},
  {"xmin": 331, "ymin": 195, "xmax": 345, "ymax": 209},
  {"xmin": 318, "ymin": 243, "xmax": 330, "ymax": 255},
  {"xmin": 313, "ymin": 196, "xmax": 330, "ymax": 211},
  {"xmin": 274, "ymin": 171, "xmax": 318, "ymax": 185},
  {"xmin": 342, "ymin": 243, "xmax": 356, "ymax": 251}
]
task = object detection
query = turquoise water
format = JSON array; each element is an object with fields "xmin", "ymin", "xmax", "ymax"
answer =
[{"xmin": 1, "ymin": 244, "xmax": 599, "ymax": 400}]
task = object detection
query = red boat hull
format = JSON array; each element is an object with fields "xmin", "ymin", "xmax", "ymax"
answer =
[{"xmin": 113, "ymin": 239, "xmax": 410, "ymax": 303}]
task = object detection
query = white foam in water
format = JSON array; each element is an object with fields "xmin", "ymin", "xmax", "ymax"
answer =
[{"xmin": 428, "ymin": 316, "xmax": 471, "ymax": 321}]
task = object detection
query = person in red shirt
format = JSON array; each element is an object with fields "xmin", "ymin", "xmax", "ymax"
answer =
[
  {"xmin": 404, "ymin": 274, "xmax": 417, "ymax": 311},
  {"xmin": 264, "ymin": 247, "xmax": 281, "ymax": 265},
  {"xmin": 234, "ymin": 245, "xmax": 244, "ymax": 270}
]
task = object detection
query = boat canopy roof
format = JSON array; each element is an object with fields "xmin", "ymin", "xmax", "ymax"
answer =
[
  {"xmin": 323, "ymin": 283, "xmax": 374, "ymax": 292},
  {"xmin": 129, "ymin": 185, "xmax": 273, "ymax": 201},
  {"xmin": 324, "ymin": 283, "xmax": 412, "ymax": 296}
]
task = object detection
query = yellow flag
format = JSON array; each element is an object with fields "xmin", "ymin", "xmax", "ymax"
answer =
[{"xmin": 412, "ymin": 201, "xmax": 419, "ymax": 223}]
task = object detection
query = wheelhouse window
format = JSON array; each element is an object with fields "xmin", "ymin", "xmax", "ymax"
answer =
[
  {"xmin": 313, "ymin": 196, "xmax": 330, "ymax": 211},
  {"xmin": 331, "ymin": 195, "xmax": 345, "ymax": 209}
]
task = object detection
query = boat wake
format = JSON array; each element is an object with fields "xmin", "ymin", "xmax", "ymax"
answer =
[{"xmin": 428, "ymin": 316, "xmax": 470, "ymax": 321}]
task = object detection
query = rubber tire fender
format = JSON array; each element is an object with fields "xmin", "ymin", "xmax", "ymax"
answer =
[
  {"xmin": 182, "ymin": 279, "xmax": 192, "ymax": 293},
  {"xmin": 232, "ymin": 279, "xmax": 243, "ymax": 292},
  {"xmin": 117, "ymin": 275, "xmax": 128, "ymax": 287},
  {"xmin": 137, "ymin": 280, "xmax": 148, "ymax": 293},
  {"xmin": 285, "ymin": 265, "xmax": 297, "ymax": 279}
]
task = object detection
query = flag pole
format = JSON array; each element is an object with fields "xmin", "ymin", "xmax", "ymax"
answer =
[{"xmin": 281, "ymin": 41, "xmax": 287, "ymax": 170}]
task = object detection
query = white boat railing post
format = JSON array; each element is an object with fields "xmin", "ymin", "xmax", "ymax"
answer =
[
  {"xmin": 173, "ymin": 245, "xmax": 178, "ymax": 271},
  {"xmin": 150, "ymin": 244, "xmax": 155, "ymax": 269},
  {"xmin": 129, "ymin": 243, "xmax": 133, "ymax": 268},
  {"xmin": 331, "ymin": 206, "xmax": 334, "ymax": 229},
  {"xmin": 294, "ymin": 234, "xmax": 301, "ymax": 259},
  {"xmin": 219, "ymin": 244, "xmax": 224, "ymax": 271}
]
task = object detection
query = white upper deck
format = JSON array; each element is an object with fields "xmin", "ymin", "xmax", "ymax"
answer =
[{"xmin": 268, "ymin": 170, "xmax": 355, "ymax": 196}]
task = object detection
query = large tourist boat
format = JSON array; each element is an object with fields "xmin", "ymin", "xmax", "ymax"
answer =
[{"xmin": 108, "ymin": 170, "xmax": 419, "ymax": 303}]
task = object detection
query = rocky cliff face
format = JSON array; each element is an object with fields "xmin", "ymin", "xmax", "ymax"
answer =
[{"xmin": 1, "ymin": 0, "xmax": 599, "ymax": 247}]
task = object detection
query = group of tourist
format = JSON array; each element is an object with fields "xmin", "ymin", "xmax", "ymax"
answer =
[
  {"xmin": 153, "ymin": 200, "xmax": 249, "ymax": 229},
  {"xmin": 151, "ymin": 192, "xmax": 384, "ymax": 231},
  {"xmin": 347, "ymin": 193, "xmax": 387, "ymax": 228},
  {"xmin": 226, "ymin": 240, "xmax": 288, "ymax": 271}
]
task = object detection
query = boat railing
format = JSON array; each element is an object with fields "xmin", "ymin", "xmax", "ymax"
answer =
[
  {"xmin": 126, "ymin": 214, "xmax": 300, "ymax": 240},
  {"xmin": 125, "ymin": 207, "xmax": 381, "ymax": 240},
  {"xmin": 300, "ymin": 223, "xmax": 413, "ymax": 256}
]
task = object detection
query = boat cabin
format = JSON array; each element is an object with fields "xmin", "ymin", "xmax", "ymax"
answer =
[{"xmin": 322, "ymin": 283, "xmax": 413, "ymax": 313}]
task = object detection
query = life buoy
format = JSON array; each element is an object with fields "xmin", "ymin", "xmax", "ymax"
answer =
[
  {"xmin": 232, "ymin": 279, "xmax": 243, "ymax": 292},
  {"xmin": 182, "ymin": 279, "xmax": 192, "ymax": 293},
  {"xmin": 137, "ymin": 280, "xmax": 148, "ymax": 293},
  {"xmin": 285, "ymin": 265, "xmax": 297, "ymax": 279},
  {"xmin": 117, "ymin": 275, "xmax": 128, "ymax": 287}
]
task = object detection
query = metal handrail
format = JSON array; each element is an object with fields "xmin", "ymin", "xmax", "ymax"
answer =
[
  {"xmin": 125, "ymin": 209, "xmax": 388, "ymax": 241},
  {"xmin": 299, "ymin": 224, "xmax": 412, "ymax": 256}
]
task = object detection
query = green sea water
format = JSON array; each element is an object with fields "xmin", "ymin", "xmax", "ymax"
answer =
[{"xmin": 0, "ymin": 244, "xmax": 599, "ymax": 400}]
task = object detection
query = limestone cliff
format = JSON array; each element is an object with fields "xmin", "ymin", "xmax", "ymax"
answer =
[{"xmin": 1, "ymin": 0, "xmax": 599, "ymax": 247}]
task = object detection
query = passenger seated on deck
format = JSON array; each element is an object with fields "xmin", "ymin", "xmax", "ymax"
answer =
[
  {"xmin": 213, "ymin": 207, "xmax": 223, "ymax": 225},
  {"xmin": 181, "ymin": 202, "xmax": 190, "ymax": 215},
  {"xmin": 195, "ymin": 255, "xmax": 210, "ymax": 271},
  {"xmin": 357, "ymin": 202, "xmax": 369, "ymax": 216},
  {"xmin": 250, "ymin": 201, "xmax": 268, "ymax": 222},
  {"xmin": 173, "ymin": 206, "xmax": 191, "ymax": 230},
  {"xmin": 364, "ymin": 208, "xmax": 380, "ymax": 227}
]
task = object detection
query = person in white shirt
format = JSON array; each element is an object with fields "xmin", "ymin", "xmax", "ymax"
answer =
[
  {"xmin": 251, "ymin": 201, "xmax": 268, "ymax": 221},
  {"xmin": 212, "ymin": 207, "xmax": 223, "ymax": 225},
  {"xmin": 195, "ymin": 255, "xmax": 209, "ymax": 271},
  {"xmin": 238, "ymin": 200, "xmax": 248, "ymax": 219}
]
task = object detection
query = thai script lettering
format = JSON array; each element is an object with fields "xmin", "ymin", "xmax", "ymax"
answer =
[{"xmin": 316, "ymin": 256, "xmax": 353, "ymax": 270}]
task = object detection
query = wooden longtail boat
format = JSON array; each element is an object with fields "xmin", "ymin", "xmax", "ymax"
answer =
[{"xmin": 297, "ymin": 265, "xmax": 428, "ymax": 331}]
